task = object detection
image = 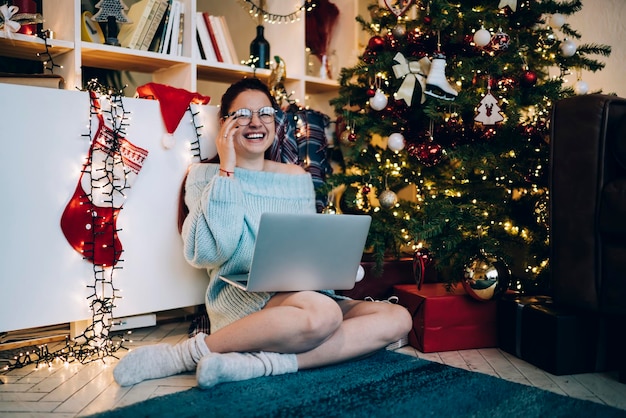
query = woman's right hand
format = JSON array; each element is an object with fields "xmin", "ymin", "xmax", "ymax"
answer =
[{"xmin": 216, "ymin": 115, "xmax": 238, "ymax": 175}]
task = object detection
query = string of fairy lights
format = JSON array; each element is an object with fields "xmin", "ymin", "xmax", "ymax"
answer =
[
  {"xmin": 2, "ymin": 81, "xmax": 205, "ymax": 372},
  {"xmin": 240, "ymin": 0, "xmax": 316, "ymax": 24},
  {"xmin": 37, "ymin": 29, "xmax": 61, "ymax": 73}
]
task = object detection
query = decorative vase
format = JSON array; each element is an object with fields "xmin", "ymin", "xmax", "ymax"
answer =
[
  {"xmin": 250, "ymin": 25, "xmax": 270, "ymax": 69},
  {"xmin": 14, "ymin": 0, "xmax": 37, "ymax": 35}
]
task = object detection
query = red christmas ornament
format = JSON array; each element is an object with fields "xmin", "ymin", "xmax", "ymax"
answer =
[
  {"xmin": 423, "ymin": 15, "xmax": 432, "ymax": 25},
  {"xmin": 480, "ymin": 126, "xmax": 498, "ymax": 140},
  {"xmin": 385, "ymin": 32, "xmax": 400, "ymax": 50},
  {"xmin": 366, "ymin": 88, "xmax": 376, "ymax": 97},
  {"xmin": 521, "ymin": 70, "xmax": 537, "ymax": 87},
  {"xmin": 367, "ymin": 35, "xmax": 385, "ymax": 51},
  {"xmin": 408, "ymin": 141, "xmax": 444, "ymax": 166},
  {"xmin": 362, "ymin": 49, "xmax": 377, "ymax": 64},
  {"xmin": 498, "ymin": 76, "xmax": 517, "ymax": 90},
  {"xmin": 362, "ymin": 185, "xmax": 371, "ymax": 194},
  {"xmin": 489, "ymin": 76, "xmax": 498, "ymax": 90}
]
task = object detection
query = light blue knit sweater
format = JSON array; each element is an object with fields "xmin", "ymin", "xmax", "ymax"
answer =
[{"xmin": 181, "ymin": 163, "xmax": 318, "ymax": 332}]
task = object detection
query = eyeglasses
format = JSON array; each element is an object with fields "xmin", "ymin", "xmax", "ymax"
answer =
[{"xmin": 225, "ymin": 106, "xmax": 277, "ymax": 126}]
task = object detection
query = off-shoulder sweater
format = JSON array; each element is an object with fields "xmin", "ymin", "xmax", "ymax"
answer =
[{"xmin": 181, "ymin": 163, "xmax": 317, "ymax": 332}]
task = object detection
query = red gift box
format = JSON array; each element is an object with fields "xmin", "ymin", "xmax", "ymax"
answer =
[
  {"xmin": 337, "ymin": 258, "xmax": 415, "ymax": 300},
  {"xmin": 393, "ymin": 283, "xmax": 498, "ymax": 352}
]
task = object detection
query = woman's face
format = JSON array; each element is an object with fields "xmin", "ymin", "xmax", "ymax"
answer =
[{"xmin": 227, "ymin": 89, "xmax": 275, "ymax": 158}]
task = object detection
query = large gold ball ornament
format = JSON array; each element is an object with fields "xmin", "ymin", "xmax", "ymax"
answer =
[{"xmin": 462, "ymin": 251, "xmax": 511, "ymax": 301}]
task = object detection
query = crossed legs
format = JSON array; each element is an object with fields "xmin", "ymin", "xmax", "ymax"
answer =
[
  {"xmin": 204, "ymin": 291, "xmax": 413, "ymax": 369},
  {"xmin": 114, "ymin": 291, "xmax": 413, "ymax": 387}
]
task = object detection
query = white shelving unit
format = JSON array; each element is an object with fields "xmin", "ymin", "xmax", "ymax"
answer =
[
  {"xmin": 0, "ymin": 0, "xmax": 359, "ymax": 114},
  {"xmin": 0, "ymin": 0, "xmax": 361, "ymax": 333}
]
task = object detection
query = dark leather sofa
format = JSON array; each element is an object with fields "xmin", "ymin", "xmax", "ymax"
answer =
[{"xmin": 550, "ymin": 94, "xmax": 626, "ymax": 383}]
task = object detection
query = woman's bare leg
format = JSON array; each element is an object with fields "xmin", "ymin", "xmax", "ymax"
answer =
[{"xmin": 203, "ymin": 292, "xmax": 412, "ymax": 368}]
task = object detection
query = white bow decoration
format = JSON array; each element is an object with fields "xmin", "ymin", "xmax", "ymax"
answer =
[
  {"xmin": 0, "ymin": 5, "xmax": 21, "ymax": 39},
  {"xmin": 392, "ymin": 52, "xmax": 429, "ymax": 106},
  {"xmin": 498, "ymin": 0, "xmax": 517, "ymax": 12}
]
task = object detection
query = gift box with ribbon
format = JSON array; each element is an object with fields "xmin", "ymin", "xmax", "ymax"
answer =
[{"xmin": 393, "ymin": 283, "xmax": 498, "ymax": 353}]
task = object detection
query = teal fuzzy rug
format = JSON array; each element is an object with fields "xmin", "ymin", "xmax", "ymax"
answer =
[{"xmin": 89, "ymin": 350, "xmax": 626, "ymax": 418}]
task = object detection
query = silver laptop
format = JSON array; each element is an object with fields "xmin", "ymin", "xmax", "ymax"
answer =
[{"xmin": 219, "ymin": 213, "xmax": 371, "ymax": 292}]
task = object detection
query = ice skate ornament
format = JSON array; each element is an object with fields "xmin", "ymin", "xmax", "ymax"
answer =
[
  {"xmin": 425, "ymin": 52, "xmax": 458, "ymax": 101},
  {"xmin": 392, "ymin": 52, "xmax": 430, "ymax": 106}
]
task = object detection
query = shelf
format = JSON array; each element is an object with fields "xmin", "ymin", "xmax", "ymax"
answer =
[
  {"xmin": 304, "ymin": 76, "xmax": 340, "ymax": 94},
  {"xmin": 0, "ymin": 33, "xmax": 73, "ymax": 61},
  {"xmin": 0, "ymin": 0, "xmax": 356, "ymax": 115},
  {"xmin": 196, "ymin": 61, "xmax": 271, "ymax": 85},
  {"xmin": 81, "ymin": 42, "xmax": 190, "ymax": 72}
]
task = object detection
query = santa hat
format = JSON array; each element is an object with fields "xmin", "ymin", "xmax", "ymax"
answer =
[{"xmin": 136, "ymin": 83, "xmax": 211, "ymax": 148}]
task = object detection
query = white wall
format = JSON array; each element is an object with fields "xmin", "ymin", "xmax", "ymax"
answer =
[
  {"xmin": 0, "ymin": 84, "xmax": 217, "ymax": 333},
  {"xmin": 565, "ymin": 0, "xmax": 626, "ymax": 97}
]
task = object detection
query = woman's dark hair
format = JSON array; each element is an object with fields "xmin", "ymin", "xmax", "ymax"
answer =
[{"xmin": 219, "ymin": 77, "xmax": 278, "ymax": 119}]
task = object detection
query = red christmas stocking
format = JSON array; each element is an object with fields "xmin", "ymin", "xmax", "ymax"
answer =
[
  {"xmin": 136, "ymin": 82, "xmax": 210, "ymax": 148},
  {"xmin": 60, "ymin": 116, "xmax": 148, "ymax": 266}
]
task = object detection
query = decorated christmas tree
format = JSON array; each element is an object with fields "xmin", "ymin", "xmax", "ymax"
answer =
[{"xmin": 325, "ymin": 0, "xmax": 611, "ymax": 293}]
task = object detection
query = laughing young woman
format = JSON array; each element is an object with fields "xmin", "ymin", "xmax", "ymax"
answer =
[{"xmin": 113, "ymin": 77, "xmax": 412, "ymax": 389}]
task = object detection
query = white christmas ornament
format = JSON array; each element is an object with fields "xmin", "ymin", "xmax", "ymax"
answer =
[
  {"xmin": 475, "ymin": 92, "xmax": 504, "ymax": 125},
  {"xmin": 387, "ymin": 132, "xmax": 406, "ymax": 152},
  {"xmin": 370, "ymin": 89, "xmax": 388, "ymax": 111},
  {"xmin": 550, "ymin": 13, "xmax": 566, "ymax": 29},
  {"xmin": 574, "ymin": 80, "xmax": 589, "ymax": 95},
  {"xmin": 473, "ymin": 26, "xmax": 491, "ymax": 47},
  {"xmin": 355, "ymin": 264, "xmax": 365, "ymax": 282},
  {"xmin": 560, "ymin": 39, "xmax": 577, "ymax": 57}
]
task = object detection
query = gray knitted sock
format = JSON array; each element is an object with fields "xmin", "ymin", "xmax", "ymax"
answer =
[
  {"xmin": 196, "ymin": 351, "xmax": 298, "ymax": 389},
  {"xmin": 113, "ymin": 333, "xmax": 210, "ymax": 386}
]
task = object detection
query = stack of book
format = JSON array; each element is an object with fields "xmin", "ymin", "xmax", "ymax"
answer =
[
  {"xmin": 116, "ymin": 0, "xmax": 185, "ymax": 56},
  {"xmin": 195, "ymin": 12, "xmax": 238, "ymax": 64}
]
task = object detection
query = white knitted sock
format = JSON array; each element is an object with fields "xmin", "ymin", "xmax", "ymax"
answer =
[
  {"xmin": 113, "ymin": 333, "xmax": 210, "ymax": 386},
  {"xmin": 196, "ymin": 351, "xmax": 298, "ymax": 389}
]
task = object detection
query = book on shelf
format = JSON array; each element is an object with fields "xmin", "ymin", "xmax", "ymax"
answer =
[
  {"xmin": 117, "ymin": 0, "xmax": 166, "ymax": 50},
  {"xmin": 202, "ymin": 12, "xmax": 223, "ymax": 62},
  {"xmin": 196, "ymin": 11, "xmax": 217, "ymax": 62},
  {"xmin": 160, "ymin": 0, "xmax": 179, "ymax": 53},
  {"xmin": 195, "ymin": 31, "xmax": 205, "ymax": 60},
  {"xmin": 138, "ymin": 0, "xmax": 169, "ymax": 50},
  {"xmin": 175, "ymin": 3, "xmax": 185, "ymax": 56},
  {"xmin": 147, "ymin": 0, "xmax": 171, "ymax": 52},
  {"xmin": 166, "ymin": 1, "xmax": 184, "ymax": 55},
  {"xmin": 218, "ymin": 16, "xmax": 239, "ymax": 64},
  {"xmin": 208, "ymin": 15, "xmax": 233, "ymax": 64},
  {"xmin": 0, "ymin": 73, "xmax": 64, "ymax": 89}
]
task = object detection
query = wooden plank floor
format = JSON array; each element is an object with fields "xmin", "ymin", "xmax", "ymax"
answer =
[{"xmin": 1, "ymin": 319, "xmax": 625, "ymax": 417}]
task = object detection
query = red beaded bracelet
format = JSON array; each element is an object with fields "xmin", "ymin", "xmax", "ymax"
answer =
[{"xmin": 219, "ymin": 168, "xmax": 234, "ymax": 177}]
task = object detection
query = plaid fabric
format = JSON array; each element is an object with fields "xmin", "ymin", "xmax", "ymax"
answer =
[{"xmin": 268, "ymin": 105, "xmax": 332, "ymax": 212}]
